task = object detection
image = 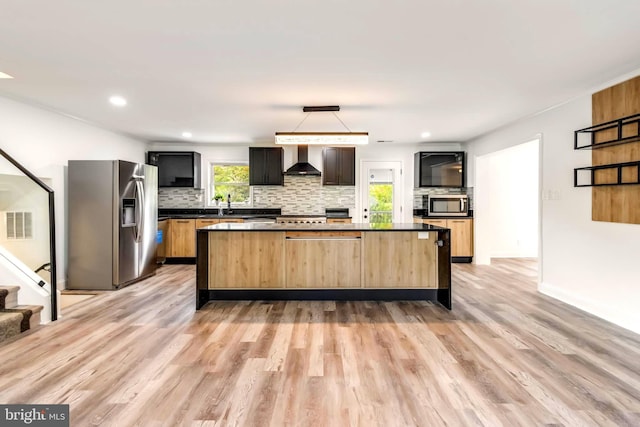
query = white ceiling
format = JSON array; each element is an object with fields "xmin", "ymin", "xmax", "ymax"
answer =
[{"xmin": 1, "ymin": 0, "xmax": 640, "ymax": 145}]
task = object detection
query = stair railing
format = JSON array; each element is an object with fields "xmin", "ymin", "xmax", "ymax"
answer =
[{"xmin": 0, "ymin": 148, "xmax": 57, "ymax": 321}]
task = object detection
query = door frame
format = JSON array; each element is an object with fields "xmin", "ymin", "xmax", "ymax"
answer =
[
  {"xmin": 474, "ymin": 134, "xmax": 542, "ymax": 284},
  {"xmin": 359, "ymin": 160, "xmax": 403, "ymax": 223}
]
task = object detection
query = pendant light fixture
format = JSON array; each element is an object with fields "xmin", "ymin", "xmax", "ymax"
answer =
[{"xmin": 275, "ymin": 106, "xmax": 369, "ymax": 145}]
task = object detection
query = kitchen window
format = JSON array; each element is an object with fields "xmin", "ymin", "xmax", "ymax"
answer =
[{"xmin": 209, "ymin": 162, "xmax": 251, "ymax": 206}]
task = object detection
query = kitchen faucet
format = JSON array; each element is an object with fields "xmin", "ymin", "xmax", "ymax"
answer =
[{"xmin": 227, "ymin": 194, "xmax": 231, "ymax": 213}]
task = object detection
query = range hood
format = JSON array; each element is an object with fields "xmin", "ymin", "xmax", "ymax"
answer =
[{"xmin": 284, "ymin": 145, "xmax": 321, "ymax": 176}]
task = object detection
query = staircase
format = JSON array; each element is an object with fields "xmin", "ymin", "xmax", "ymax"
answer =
[
  {"xmin": 0, "ymin": 148, "xmax": 58, "ymax": 328},
  {"xmin": 0, "ymin": 285, "xmax": 43, "ymax": 344}
]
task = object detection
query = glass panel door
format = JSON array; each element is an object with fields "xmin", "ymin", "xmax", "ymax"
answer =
[
  {"xmin": 368, "ymin": 169, "xmax": 393, "ymax": 224},
  {"xmin": 360, "ymin": 161, "xmax": 402, "ymax": 223}
]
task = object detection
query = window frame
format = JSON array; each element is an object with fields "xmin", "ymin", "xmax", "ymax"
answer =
[{"xmin": 208, "ymin": 161, "xmax": 252, "ymax": 207}]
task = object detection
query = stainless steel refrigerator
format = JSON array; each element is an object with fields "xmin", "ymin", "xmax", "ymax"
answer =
[{"xmin": 68, "ymin": 160, "xmax": 158, "ymax": 290}]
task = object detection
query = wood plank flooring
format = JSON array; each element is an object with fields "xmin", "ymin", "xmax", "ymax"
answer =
[{"xmin": 1, "ymin": 259, "xmax": 639, "ymax": 426}]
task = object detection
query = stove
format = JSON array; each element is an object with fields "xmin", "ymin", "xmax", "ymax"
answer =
[{"xmin": 276, "ymin": 216, "xmax": 327, "ymax": 224}]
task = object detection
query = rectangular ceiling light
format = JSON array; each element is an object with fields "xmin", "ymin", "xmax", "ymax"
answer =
[
  {"xmin": 0, "ymin": 71, "xmax": 14, "ymax": 79},
  {"xmin": 275, "ymin": 132, "xmax": 369, "ymax": 145}
]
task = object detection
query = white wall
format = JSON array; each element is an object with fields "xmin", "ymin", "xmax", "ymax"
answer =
[
  {"xmin": 464, "ymin": 71, "xmax": 640, "ymax": 334},
  {"xmin": 0, "ymin": 96, "xmax": 147, "ymax": 288},
  {"xmin": 475, "ymin": 140, "xmax": 539, "ymax": 261}
]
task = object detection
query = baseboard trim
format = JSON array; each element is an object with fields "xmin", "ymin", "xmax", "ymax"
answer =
[{"xmin": 539, "ymin": 282, "xmax": 640, "ymax": 335}]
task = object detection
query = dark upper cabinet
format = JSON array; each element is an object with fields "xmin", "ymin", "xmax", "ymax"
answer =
[
  {"xmin": 147, "ymin": 151, "xmax": 201, "ymax": 188},
  {"xmin": 414, "ymin": 151, "xmax": 465, "ymax": 188},
  {"xmin": 323, "ymin": 147, "xmax": 355, "ymax": 186},
  {"xmin": 249, "ymin": 147, "xmax": 283, "ymax": 185}
]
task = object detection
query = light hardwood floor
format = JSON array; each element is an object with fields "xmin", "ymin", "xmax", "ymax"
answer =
[{"xmin": 0, "ymin": 259, "xmax": 639, "ymax": 426}]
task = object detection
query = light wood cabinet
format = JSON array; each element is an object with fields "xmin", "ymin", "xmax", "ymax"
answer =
[
  {"xmin": 284, "ymin": 231, "xmax": 361, "ymax": 288},
  {"xmin": 195, "ymin": 218, "xmax": 244, "ymax": 228},
  {"xmin": 415, "ymin": 217, "xmax": 474, "ymax": 258},
  {"xmin": 326, "ymin": 218, "xmax": 352, "ymax": 224},
  {"xmin": 447, "ymin": 219, "xmax": 473, "ymax": 257},
  {"xmin": 204, "ymin": 229, "xmax": 441, "ymax": 290},
  {"xmin": 363, "ymin": 231, "xmax": 437, "ymax": 288},
  {"xmin": 195, "ymin": 218, "xmax": 220, "ymax": 228},
  {"xmin": 208, "ymin": 231, "xmax": 285, "ymax": 288},
  {"xmin": 169, "ymin": 219, "xmax": 196, "ymax": 257},
  {"xmin": 166, "ymin": 218, "xmax": 246, "ymax": 259}
]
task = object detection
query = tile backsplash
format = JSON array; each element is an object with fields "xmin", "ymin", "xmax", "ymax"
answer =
[
  {"xmin": 158, "ymin": 188, "xmax": 205, "ymax": 209},
  {"xmin": 158, "ymin": 176, "xmax": 356, "ymax": 214},
  {"xmin": 253, "ymin": 176, "xmax": 355, "ymax": 215}
]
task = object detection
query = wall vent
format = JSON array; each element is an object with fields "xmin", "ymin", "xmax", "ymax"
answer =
[{"xmin": 5, "ymin": 211, "xmax": 33, "ymax": 240}]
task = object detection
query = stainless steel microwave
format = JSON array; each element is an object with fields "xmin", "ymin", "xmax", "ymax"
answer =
[{"xmin": 424, "ymin": 194, "xmax": 469, "ymax": 217}]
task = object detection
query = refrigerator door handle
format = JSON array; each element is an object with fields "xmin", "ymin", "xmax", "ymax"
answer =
[{"xmin": 134, "ymin": 178, "xmax": 145, "ymax": 243}]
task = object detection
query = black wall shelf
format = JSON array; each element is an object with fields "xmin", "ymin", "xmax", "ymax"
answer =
[
  {"xmin": 574, "ymin": 113, "xmax": 640, "ymax": 150},
  {"xmin": 573, "ymin": 113, "xmax": 640, "ymax": 187},
  {"xmin": 574, "ymin": 160, "xmax": 640, "ymax": 187}
]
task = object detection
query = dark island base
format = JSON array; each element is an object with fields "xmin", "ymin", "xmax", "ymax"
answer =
[
  {"xmin": 197, "ymin": 288, "xmax": 451, "ymax": 311},
  {"xmin": 165, "ymin": 257, "xmax": 196, "ymax": 265},
  {"xmin": 452, "ymin": 256, "xmax": 472, "ymax": 263}
]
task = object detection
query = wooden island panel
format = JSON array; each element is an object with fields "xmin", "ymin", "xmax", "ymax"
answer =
[
  {"xmin": 285, "ymin": 233, "xmax": 361, "ymax": 288},
  {"xmin": 196, "ymin": 224, "xmax": 452, "ymax": 310},
  {"xmin": 208, "ymin": 231, "xmax": 285, "ymax": 288},
  {"xmin": 363, "ymin": 231, "xmax": 437, "ymax": 288}
]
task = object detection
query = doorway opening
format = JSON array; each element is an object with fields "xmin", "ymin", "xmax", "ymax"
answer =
[
  {"xmin": 474, "ymin": 137, "xmax": 541, "ymax": 270},
  {"xmin": 360, "ymin": 161, "xmax": 402, "ymax": 223}
]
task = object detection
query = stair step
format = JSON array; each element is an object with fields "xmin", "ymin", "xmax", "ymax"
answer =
[
  {"xmin": 0, "ymin": 285, "xmax": 20, "ymax": 310},
  {"xmin": 0, "ymin": 311, "xmax": 23, "ymax": 343},
  {"xmin": 14, "ymin": 305, "xmax": 43, "ymax": 330},
  {"xmin": 1, "ymin": 305, "xmax": 41, "ymax": 333}
]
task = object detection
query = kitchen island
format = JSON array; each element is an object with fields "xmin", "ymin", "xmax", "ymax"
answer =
[{"xmin": 196, "ymin": 223, "xmax": 451, "ymax": 309}]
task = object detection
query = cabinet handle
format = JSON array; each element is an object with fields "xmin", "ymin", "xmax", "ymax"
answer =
[
  {"xmin": 286, "ymin": 237, "xmax": 361, "ymax": 241},
  {"xmin": 175, "ymin": 220, "xmax": 191, "ymax": 223}
]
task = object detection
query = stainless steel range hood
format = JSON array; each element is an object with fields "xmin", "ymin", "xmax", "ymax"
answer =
[{"xmin": 284, "ymin": 145, "xmax": 321, "ymax": 176}]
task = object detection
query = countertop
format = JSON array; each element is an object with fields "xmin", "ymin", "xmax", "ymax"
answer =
[
  {"xmin": 158, "ymin": 208, "xmax": 281, "ymax": 220},
  {"xmin": 162, "ymin": 214, "xmax": 275, "ymax": 219},
  {"xmin": 413, "ymin": 209, "xmax": 473, "ymax": 219},
  {"xmin": 159, "ymin": 208, "xmax": 351, "ymax": 220},
  {"xmin": 198, "ymin": 223, "xmax": 445, "ymax": 232}
]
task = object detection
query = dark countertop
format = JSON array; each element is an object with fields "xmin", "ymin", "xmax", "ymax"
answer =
[
  {"xmin": 413, "ymin": 209, "xmax": 473, "ymax": 219},
  {"xmin": 159, "ymin": 208, "xmax": 281, "ymax": 220},
  {"xmin": 159, "ymin": 208, "xmax": 353, "ymax": 220},
  {"xmin": 198, "ymin": 223, "xmax": 445, "ymax": 232},
  {"xmin": 165, "ymin": 214, "xmax": 274, "ymax": 219}
]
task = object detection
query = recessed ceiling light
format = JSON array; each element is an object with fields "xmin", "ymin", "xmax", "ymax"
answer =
[
  {"xmin": 109, "ymin": 95, "xmax": 127, "ymax": 107},
  {"xmin": 421, "ymin": 131, "xmax": 431, "ymax": 139},
  {"xmin": 182, "ymin": 132, "xmax": 193, "ymax": 138},
  {"xmin": 0, "ymin": 71, "xmax": 14, "ymax": 79}
]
